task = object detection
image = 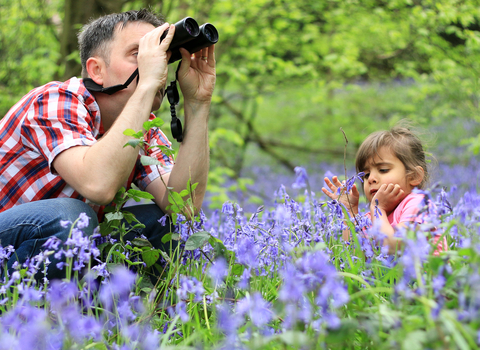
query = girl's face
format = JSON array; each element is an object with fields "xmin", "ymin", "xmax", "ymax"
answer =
[{"xmin": 362, "ymin": 147, "xmax": 415, "ymax": 204}]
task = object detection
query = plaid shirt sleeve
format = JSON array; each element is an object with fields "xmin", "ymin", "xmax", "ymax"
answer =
[
  {"xmin": 133, "ymin": 114, "xmax": 174, "ymax": 191},
  {"xmin": 21, "ymin": 85, "xmax": 99, "ymax": 174}
]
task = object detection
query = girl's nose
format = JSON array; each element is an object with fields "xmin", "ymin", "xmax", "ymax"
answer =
[{"xmin": 368, "ymin": 172, "xmax": 377, "ymax": 184}]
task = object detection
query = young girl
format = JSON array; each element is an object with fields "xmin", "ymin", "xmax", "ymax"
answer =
[{"xmin": 322, "ymin": 126, "xmax": 446, "ymax": 254}]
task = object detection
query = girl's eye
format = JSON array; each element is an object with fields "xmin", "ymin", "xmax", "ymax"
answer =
[
  {"xmin": 364, "ymin": 173, "xmax": 370, "ymax": 179},
  {"xmin": 379, "ymin": 169, "xmax": 389, "ymax": 173}
]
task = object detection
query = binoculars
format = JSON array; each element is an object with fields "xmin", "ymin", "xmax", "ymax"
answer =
[{"xmin": 161, "ymin": 17, "xmax": 219, "ymax": 64}]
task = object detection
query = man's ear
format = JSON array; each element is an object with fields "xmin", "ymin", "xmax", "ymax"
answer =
[
  {"xmin": 409, "ymin": 166, "xmax": 425, "ymax": 187},
  {"xmin": 85, "ymin": 57, "xmax": 106, "ymax": 85}
]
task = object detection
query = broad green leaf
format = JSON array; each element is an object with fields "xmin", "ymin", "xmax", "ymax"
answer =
[
  {"xmin": 140, "ymin": 155, "xmax": 168, "ymax": 167},
  {"xmin": 168, "ymin": 191, "xmax": 184, "ymax": 206},
  {"xmin": 132, "ymin": 238, "xmax": 153, "ymax": 248},
  {"xmin": 143, "ymin": 117, "xmax": 164, "ymax": 130},
  {"xmin": 142, "ymin": 249, "xmax": 160, "ymax": 268},
  {"xmin": 184, "ymin": 231, "xmax": 211, "ymax": 251},
  {"xmin": 123, "ymin": 128, "xmax": 143, "ymax": 138},
  {"xmin": 161, "ymin": 233, "xmax": 173, "ymax": 244},
  {"xmin": 127, "ymin": 188, "xmax": 155, "ymax": 200},
  {"xmin": 105, "ymin": 212, "xmax": 124, "ymax": 221},
  {"xmin": 124, "ymin": 139, "xmax": 144, "ymax": 148},
  {"xmin": 231, "ymin": 263, "xmax": 245, "ymax": 277}
]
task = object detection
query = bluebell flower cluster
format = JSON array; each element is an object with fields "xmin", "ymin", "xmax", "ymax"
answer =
[{"xmin": 1, "ymin": 163, "xmax": 480, "ymax": 348}]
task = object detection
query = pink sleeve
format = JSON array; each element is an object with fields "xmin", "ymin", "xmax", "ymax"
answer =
[{"xmin": 393, "ymin": 193, "xmax": 425, "ymax": 226}]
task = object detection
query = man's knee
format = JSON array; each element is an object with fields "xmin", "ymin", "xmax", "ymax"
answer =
[{"xmin": 50, "ymin": 198, "xmax": 99, "ymax": 236}]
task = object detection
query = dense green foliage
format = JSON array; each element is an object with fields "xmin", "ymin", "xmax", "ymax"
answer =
[{"xmin": 1, "ymin": 0, "xmax": 480, "ymax": 196}]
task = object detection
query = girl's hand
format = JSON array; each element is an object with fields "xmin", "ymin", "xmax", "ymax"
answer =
[
  {"xmin": 177, "ymin": 45, "xmax": 216, "ymax": 105},
  {"xmin": 322, "ymin": 176, "xmax": 360, "ymax": 216},
  {"xmin": 371, "ymin": 183, "xmax": 405, "ymax": 214}
]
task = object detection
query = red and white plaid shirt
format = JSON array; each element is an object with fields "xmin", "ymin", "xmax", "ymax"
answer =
[{"xmin": 0, "ymin": 77, "xmax": 174, "ymax": 219}]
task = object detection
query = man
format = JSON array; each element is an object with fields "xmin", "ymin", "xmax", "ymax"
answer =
[{"xmin": 0, "ymin": 9, "xmax": 215, "ymax": 278}]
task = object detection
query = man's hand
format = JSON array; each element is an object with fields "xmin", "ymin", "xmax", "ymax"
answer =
[
  {"xmin": 177, "ymin": 45, "xmax": 216, "ymax": 104},
  {"xmin": 137, "ymin": 23, "xmax": 175, "ymax": 93},
  {"xmin": 371, "ymin": 183, "xmax": 405, "ymax": 215},
  {"xmin": 322, "ymin": 175, "xmax": 360, "ymax": 217}
]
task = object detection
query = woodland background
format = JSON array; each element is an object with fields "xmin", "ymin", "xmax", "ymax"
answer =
[{"xmin": 1, "ymin": 0, "xmax": 480, "ymax": 209}]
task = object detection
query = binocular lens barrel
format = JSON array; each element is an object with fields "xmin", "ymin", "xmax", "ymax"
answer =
[
  {"xmin": 162, "ymin": 17, "xmax": 200, "ymax": 51},
  {"xmin": 163, "ymin": 18, "xmax": 219, "ymax": 64}
]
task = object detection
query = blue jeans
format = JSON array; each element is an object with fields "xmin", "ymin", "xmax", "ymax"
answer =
[{"xmin": 0, "ymin": 199, "xmax": 173, "ymax": 280}]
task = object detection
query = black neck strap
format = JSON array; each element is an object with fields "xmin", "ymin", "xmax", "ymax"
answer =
[
  {"xmin": 83, "ymin": 64, "xmax": 184, "ymax": 143},
  {"xmin": 83, "ymin": 69, "xmax": 139, "ymax": 95}
]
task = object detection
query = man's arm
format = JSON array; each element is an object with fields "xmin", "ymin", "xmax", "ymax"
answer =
[
  {"xmin": 148, "ymin": 45, "xmax": 215, "ymax": 215},
  {"xmin": 53, "ymin": 24, "xmax": 175, "ymax": 205}
]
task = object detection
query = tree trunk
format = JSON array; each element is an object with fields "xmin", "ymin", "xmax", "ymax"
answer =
[{"xmin": 59, "ymin": 0, "xmax": 125, "ymax": 80}]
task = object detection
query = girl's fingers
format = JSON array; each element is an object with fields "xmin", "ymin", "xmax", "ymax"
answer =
[
  {"xmin": 322, "ymin": 188, "xmax": 336, "ymax": 200},
  {"xmin": 324, "ymin": 177, "xmax": 337, "ymax": 191}
]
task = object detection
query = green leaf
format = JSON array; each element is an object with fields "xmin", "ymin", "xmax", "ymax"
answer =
[
  {"xmin": 277, "ymin": 331, "xmax": 309, "ymax": 347},
  {"xmin": 122, "ymin": 211, "xmax": 138, "ymax": 224},
  {"xmin": 83, "ymin": 342, "xmax": 109, "ymax": 350},
  {"xmin": 105, "ymin": 212, "xmax": 124, "ymax": 221},
  {"xmin": 127, "ymin": 188, "xmax": 155, "ymax": 201},
  {"xmin": 137, "ymin": 275, "xmax": 155, "ymax": 294},
  {"xmin": 169, "ymin": 191, "xmax": 185, "ymax": 206},
  {"xmin": 162, "ymin": 232, "xmax": 174, "ymax": 243},
  {"xmin": 184, "ymin": 231, "xmax": 211, "ymax": 251},
  {"xmin": 142, "ymin": 249, "xmax": 160, "ymax": 268},
  {"xmin": 143, "ymin": 117, "xmax": 164, "ymax": 130},
  {"xmin": 123, "ymin": 128, "xmax": 143, "ymax": 138},
  {"xmin": 158, "ymin": 250, "xmax": 172, "ymax": 263},
  {"xmin": 132, "ymin": 238, "xmax": 153, "ymax": 248},
  {"xmin": 124, "ymin": 139, "xmax": 144, "ymax": 148},
  {"xmin": 213, "ymin": 240, "xmax": 230, "ymax": 260},
  {"xmin": 231, "ymin": 263, "xmax": 245, "ymax": 277},
  {"xmin": 401, "ymin": 331, "xmax": 427, "ymax": 350},
  {"xmin": 140, "ymin": 155, "xmax": 168, "ymax": 167}
]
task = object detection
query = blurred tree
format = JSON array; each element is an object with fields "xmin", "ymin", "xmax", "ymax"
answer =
[{"xmin": 60, "ymin": 0, "xmax": 126, "ymax": 79}]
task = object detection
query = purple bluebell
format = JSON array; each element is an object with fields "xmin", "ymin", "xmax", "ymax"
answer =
[
  {"xmin": 236, "ymin": 292, "xmax": 273, "ymax": 327},
  {"xmin": 209, "ymin": 258, "xmax": 229, "ymax": 286},
  {"xmin": 76, "ymin": 212, "xmax": 91, "ymax": 230},
  {"xmin": 292, "ymin": 166, "xmax": 309, "ymax": 189},
  {"xmin": 177, "ymin": 275, "xmax": 205, "ymax": 302}
]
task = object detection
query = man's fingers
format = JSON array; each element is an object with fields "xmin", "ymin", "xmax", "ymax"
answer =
[{"xmin": 158, "ymin": 23, "xmax": 174, "ymax": 47}]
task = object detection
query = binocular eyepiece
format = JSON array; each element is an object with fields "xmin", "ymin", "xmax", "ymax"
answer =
[{"xmin": 161, "ymin": 17, "xmax": 219, "ymax": 64}]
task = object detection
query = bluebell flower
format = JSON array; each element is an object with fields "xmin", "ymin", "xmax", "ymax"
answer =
[
  {"xmin": 236, "ymin": 236, "xmax": 258, "ymax": 268},
  {"xmin": 0, "ymin": 245, "xmax": 15, "ymax": 266},
  {"xmin": 236, "ymin": 292, "xmax": 273, "ymax": 327},
  {"xmin": 373, "ymin": 199, "xmax": 382, "ymax": 218},
  {"xmin": 209, "ymin": 258, "xmax": 229, "ymax": 286},
  {"xmin": 158, "ymin": 214, "xmax": 169, "ymax": 226},
  {"xmin": 432, "ymin": 275, "xmax": 446, "ymax": 295},
  {"xmin": 175, "ymin": 301, "xmax": 189, "ymax": 322},
  {"xmin": 221, "ymin": 201, "xmax": 235, "ymax": 215},
  {"xmin": 43, "ymin": 236, "xmax": 62, "ymax": 251},
  {"xmin": 177, "ymin": 275, "xmax": 205, "ymax": 302},
  {"xmin": 76, "ymin": 212, "xmax": 90, "ymax": 230},
  {"xmin": 237, "ymin": 268, "xmax": 251, "ymax": 290},
  {"xmin": 292, "ymin": 166, "xmax": 308, "ymax": 189},
  {"xmin": 216, "ymin": 303, "xmax": 242, "ymax": 343},
  {"xmin": 60, "ymin": 220, "xmax": 72, "ymax": 228}
]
